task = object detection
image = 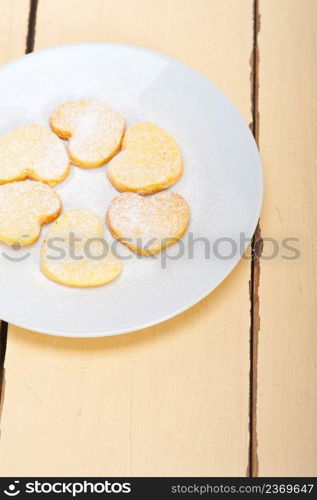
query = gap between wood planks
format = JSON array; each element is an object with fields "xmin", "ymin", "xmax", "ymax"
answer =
[
  {"xmin": 0, "ymin": 0, "xmax": 262, "ymax": 478},
  {"xmin": 0, "ymin": 0, "xmax": 39, "ymax": 413},
  {"xmin": 248, "ymin": 0, "xmax": 262, "ymax": 478}
]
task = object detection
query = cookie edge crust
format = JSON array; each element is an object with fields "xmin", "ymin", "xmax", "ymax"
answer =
[
  {"xmin": 0, "ymin": 165, "xmax": 70, "ymax": 186},
  {"xmin": 107, "ymin": 161, "xmax": 183, "ymax": 195},
  {"xmin": 40, "ymin": 257, "xmax": 122, "ymax": 288}
]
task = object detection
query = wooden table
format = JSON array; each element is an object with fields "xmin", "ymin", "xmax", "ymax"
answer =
[{"xmin": 0, "ymin": 0, "xmax": 316, "ymax": 477}]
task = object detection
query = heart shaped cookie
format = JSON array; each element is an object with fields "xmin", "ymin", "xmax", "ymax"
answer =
[
  {"xmin": 0, "ymin": 125, "xmax": 69, "ymax": 185},
  {"xmin": 107, "ymin": 122, "xmax": 183, "ymax": 195},
  {"xmin": 0, "ymin": 180, "xmax": 61, "ymax": 246},
  {"xmin": 41, "ymin": 209, "xmax": 122, "ymax": 287},
  {"xmin": 106, "ymin": 192, "xmax": 189, "ymax": 255},
  {"xmin": 50, "ymin": 100, "xmax": 125, "ymax": 168}
]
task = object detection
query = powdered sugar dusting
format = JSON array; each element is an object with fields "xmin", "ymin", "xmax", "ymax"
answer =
[
  {"xmin": 50, "ymin": 100, "xmax": 125, "ymax": 167},
  {"xmin": 108, "ymin": 122, "xmax": 182, "ymax": 194},
  {"xmin": 41, "ymin": 209, "xmax": 122, "ymax": 287},
  {"xmin": 0, "ymin": 125, "xmax": 69, "ymax": 184},
  {"xmin": 0, "ymin": 180, "xmax": 61, "ymax": 245},
  {"xmin": 107, "ymin": 192, "xmax": 189, "ymax": 254}
]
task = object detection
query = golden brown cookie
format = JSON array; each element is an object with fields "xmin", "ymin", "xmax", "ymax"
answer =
[
  {"xmin": 50, "ymin": 100, "xmax": 125, "ymax": 168},
  {"xmin": 107, "ymin": 122, "xmax": 183, "ymax": 195},
  {"xmin": 106, "ymin": 192, "xmax": 189, "ymax": 255},
  {"xmin": 41, "ymin": 209, "xmax": 122, "ymax": 287},
  {"xmin": 0, "ymin": 180, "xmax": 61, "ymax": 246},
  {"xmin": 0, "ymin": 125, "xmax": 69, "ymax": 185}
]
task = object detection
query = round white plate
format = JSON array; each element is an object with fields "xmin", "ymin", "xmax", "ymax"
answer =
[{"xmin": 0, "ymin": 43, "xmax": 262, "ymax": 337}]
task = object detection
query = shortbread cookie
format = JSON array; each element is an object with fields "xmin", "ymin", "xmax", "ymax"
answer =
[
  {"xmin": 50, "ymin": 100, "xmax": 125, "ymax": 168},
  {"xmin": 107, "ymin": 122, "xmax": 183, "ymax": 195},
  {"xmin": 0, "ymin": 125, "xmax": 69, "ymax": 185},
  {"xmin": 41, "ymin": 209, "xmax": 122, "ymax": 287},
  {"xmin": 106, "ymin": 192, "xmax": 189, "ymax": 255},
  {"xmin": 0, "ymin": 180, "xmax": 61, "ymax": 246}
]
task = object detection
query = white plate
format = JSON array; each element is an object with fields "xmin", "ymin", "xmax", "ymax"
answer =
[{"xmin": 0, "ymin": 43, "xmax": 262, "ymax": 337}]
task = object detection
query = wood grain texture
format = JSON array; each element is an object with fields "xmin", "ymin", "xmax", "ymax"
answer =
[
  {"xmin": 257, "ymin": 0, "xmax": 317, "ymax": 476},
  {"xmin": 0, "ymin": 0, "xmax": 30, "ymax": 410},
  {"xmin": 0, "ymin": 0, "xmax": 30, "ymax": 65},
  {"xmin": 0, "ymin": 0, "xmax": 254, "ymax": 476}
]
